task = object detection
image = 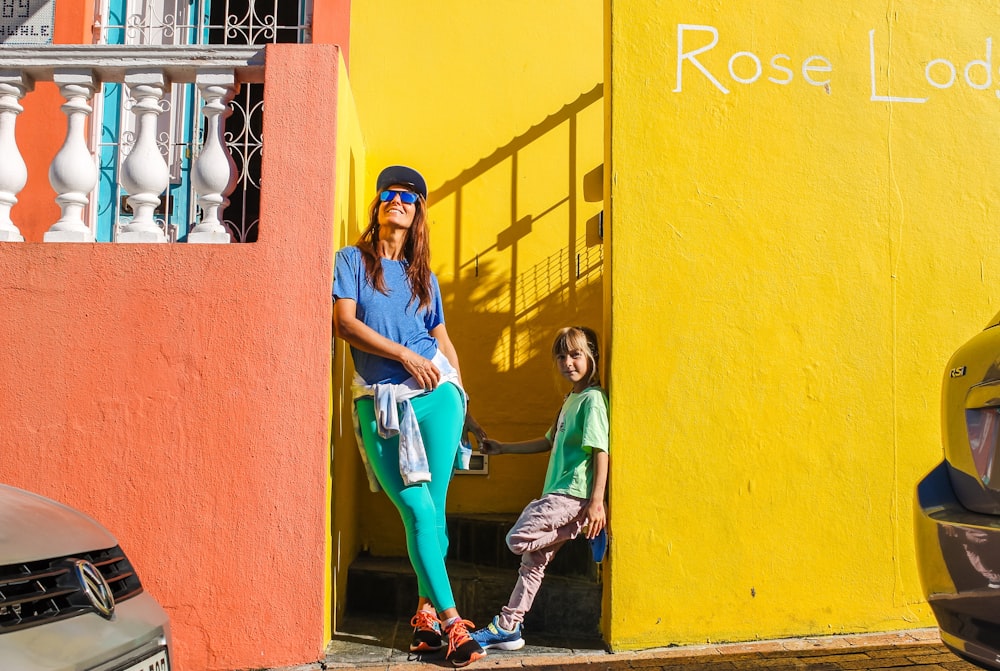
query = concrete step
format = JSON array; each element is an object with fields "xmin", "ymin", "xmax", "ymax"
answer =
[
  {"xmin": 345, "ymin": 555, "xmax": 602, "ymax": 638},
  {"xmin": 345, "ymin": 513, "xmax": 603, "ymax": 638}
]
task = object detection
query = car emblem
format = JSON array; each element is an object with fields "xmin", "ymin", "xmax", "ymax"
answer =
[{"xmin": 74, "ymin": 560, "xmax": 115, "ymax": 619}]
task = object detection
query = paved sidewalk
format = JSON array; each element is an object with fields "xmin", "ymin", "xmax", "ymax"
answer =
[{"xmin": 269, "ymin": 622, "xmax": 981, "ymax": 671}]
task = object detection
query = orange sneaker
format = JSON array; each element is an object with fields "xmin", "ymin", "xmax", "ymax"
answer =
[
  {"xmin": 445, "ymin": 618, "xmax": 485, "ymax": 667},
  {"xmin": 409, "ymin": 609, "xmax": 443, "ymax": 652}
]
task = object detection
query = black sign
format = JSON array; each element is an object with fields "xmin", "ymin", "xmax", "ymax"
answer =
[{"xmin": 0, "ymin": 0, "xmax": 54, "ymax": 45}]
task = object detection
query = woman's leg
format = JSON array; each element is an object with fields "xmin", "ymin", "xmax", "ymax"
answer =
[
  {"xmin": 408, "ymin": 384, "xmax": 484, "ymax": 666},
  {"xmin": 358, "ymin": 385, "xmax": 483, "ymax": 666},
  {"xmin": 410, "ymin": 383, "xmax": 464, "ymax": 567},
  {"xmin": 355, "ymin": 382, "xmax": 464, "ymax": 612}
]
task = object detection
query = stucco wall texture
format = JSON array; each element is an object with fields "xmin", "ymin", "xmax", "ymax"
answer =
[
  {"xmin": 606, "ymin": 0, "xmax": 1000, "ymax": 650},
  {"xmin": 329, "ymin": 51, "xmax": 367, "ymax": 632},
  {"xmin": 1, "ymin": 44, "xmax": 338, "ymax": 671},
  {"xmin": 13, "ymin": 0, "xmax": 1000, "ymax": 664}
]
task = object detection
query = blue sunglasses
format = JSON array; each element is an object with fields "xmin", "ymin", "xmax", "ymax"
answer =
[{"xmin": 379, "ymin": 190, "xmax": 419, "ymax": 204}]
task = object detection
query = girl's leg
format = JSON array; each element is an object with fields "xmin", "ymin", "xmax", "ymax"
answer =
[
  {"xmin": 506, "ymin": 494, "xmax": 589, "ymax": 556},
  {"xmin": 500, "ymin": 494, "xmax": 588, "ymax": 628}
]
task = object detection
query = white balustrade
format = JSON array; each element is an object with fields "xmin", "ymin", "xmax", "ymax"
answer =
[
  {"xmin": 117, "ymin": 71, "xmax": 170, "ymax": 243},
  {"xmin": 0, "ymin": 72, "xmax": 32, "ymax": 242},
  {"xmin": 45, "ymin": 71, "xmax": 98, "ymax": 242},
  {"xmin": 189, "ymin": 71, "xmax": 238, "ymax": 244},
  {"xmin": 0, "ymin": 45, "xmax": 264, "ymax": 243}
]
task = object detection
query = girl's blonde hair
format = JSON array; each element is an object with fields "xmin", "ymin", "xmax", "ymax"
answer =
[{"xmin": 551, "ymin": 326, "xmax": 601, "ymax": 388}]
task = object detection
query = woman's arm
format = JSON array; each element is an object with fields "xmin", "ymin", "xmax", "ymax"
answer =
[
  {"xmin": 333, "ymin": 298, "xmax": 441, "ymax": 389},
  {"xmin": 429, "ymin": 323, "xmax": 488, "ymax": 440},
  {"xmin": 429, "ymin": 323, "xmax": 461, "ymax": 382}
]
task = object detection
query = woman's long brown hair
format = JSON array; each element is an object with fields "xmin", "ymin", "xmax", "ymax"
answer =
[{"xmin": 356, "ymin": 194, "xmax": 434, "ymax": 311}]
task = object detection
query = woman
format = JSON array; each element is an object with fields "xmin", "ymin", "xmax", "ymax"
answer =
[{"xmin": 332, "ymin": 165, "xmax": 486, "ymax": 668}]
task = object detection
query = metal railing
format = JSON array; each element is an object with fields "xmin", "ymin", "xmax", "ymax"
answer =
[{"xmin": 0, "ymin": 44, "xmax": 264, "ymax": 242}]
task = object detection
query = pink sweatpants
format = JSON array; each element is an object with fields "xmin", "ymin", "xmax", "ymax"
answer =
[{"xmin": 499, "ymin": 493, "xmax": 589, "ymax": 629}]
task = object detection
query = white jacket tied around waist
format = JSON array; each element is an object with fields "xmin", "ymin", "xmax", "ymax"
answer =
[{"xmin": 351, "ymin": 350, "xmax": 469, "ymax": 492}]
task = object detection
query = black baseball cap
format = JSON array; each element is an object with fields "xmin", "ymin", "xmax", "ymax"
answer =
[{"xmin": 376, "ymin": 165, "xmax": 427, "ymax": 200}]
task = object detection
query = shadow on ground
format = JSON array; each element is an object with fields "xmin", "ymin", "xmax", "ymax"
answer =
[{"xmin": 325, "ymin": 613, "xmax": 606, "ymax": 668}]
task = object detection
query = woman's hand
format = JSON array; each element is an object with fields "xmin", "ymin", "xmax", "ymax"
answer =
[
  {"xmin": 400, "ymin": 351, "xmax": 441, "ymax": 390},
  {"xmin": 584, "ymin": 499, "xmax": 606, "ymax": 539},
  {"xmin": 464, "ymin": 413, "xmax": 487, "ymax": 443}
]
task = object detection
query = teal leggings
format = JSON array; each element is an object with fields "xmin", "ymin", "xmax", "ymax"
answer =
[{"xmin": 356, "ymin": 382, "xmax": 463, "ymax": 611}]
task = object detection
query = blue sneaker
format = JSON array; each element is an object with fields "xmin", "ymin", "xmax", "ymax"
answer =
[
  {"xmin": 470, "ymin": 615, "xmax": 525, "ymax": 651},
  {"xmin": 589, "ymin": 527, "xmax": 608, "ymax": 562}
]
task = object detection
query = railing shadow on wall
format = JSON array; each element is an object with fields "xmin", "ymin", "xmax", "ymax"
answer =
[
  {"xmin": 0, "ymin": 45, "xmax": 263, "ymax": 243},
  {"xmin": 333, "ymin": 83, "xmax": 606, "ymax": 579},
  {"xmin": 433, "ymin": 82, "xmax": 605, "ymax": 409}
]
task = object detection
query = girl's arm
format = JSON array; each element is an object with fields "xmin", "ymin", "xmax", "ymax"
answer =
[
  {"xmin": 584, "ymin": 449, "xmax": 609, "ymax": 539},
  {"xmin": 333, "ymin": 298, "xmax": 441, "ymax": 390},
  {"xmin": 480, "ymin": 437, "xmax": 551, "ymax": 455}
]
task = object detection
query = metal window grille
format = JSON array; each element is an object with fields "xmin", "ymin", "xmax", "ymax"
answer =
[{"xmin": 94, "ymin": 0, "xmax": 311, "ymax": 242}]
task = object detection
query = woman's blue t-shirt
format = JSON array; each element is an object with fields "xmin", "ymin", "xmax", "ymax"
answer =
[{"xmin": 332, "ymin": 245, "xmax": 444, "ymax": 384}]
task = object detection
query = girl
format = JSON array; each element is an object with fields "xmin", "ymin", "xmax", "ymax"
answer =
[{"xmin": 471, "ymin": 326, "xmax": 610, "ymax": 651}]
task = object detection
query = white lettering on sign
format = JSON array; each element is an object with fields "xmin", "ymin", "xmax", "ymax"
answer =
[
  {"xmin": 0, "ymin": 0, "xmax": 53, "ymax": 45},
  {"xmin": 675, "ymin": 24, "xmax": 731, "ymax": 94},
  {"xmin": 673, "ymin": 23, "xmax": 1000, "ymax": 104},
  {"xmin": 674, "ymin": 24, "xmax": 832, "ymax": 94},
  {"xmin": 867, "ymin": 29, "xmax": 928, "ymax": 103}
]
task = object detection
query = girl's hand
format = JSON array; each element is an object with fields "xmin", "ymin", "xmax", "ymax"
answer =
[
  {"xmin": 584, "ymin": 499, "xmax": 606, "ymax": 539},
  {"xmin": 479, "ymin": 439, "xmax": 504, "ymax": 455},
  {"xmin": 400, "ymin": 351, "xmax": 441, "ymax": 390}
]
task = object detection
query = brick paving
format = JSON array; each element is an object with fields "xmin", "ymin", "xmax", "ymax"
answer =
[
  {"xmin": 464, "ymin": 629, "xmax": 979, "ymax": 671},
  {"xmin": 266, "ymin": 627, "xmax": 983, "ymax": 671}
]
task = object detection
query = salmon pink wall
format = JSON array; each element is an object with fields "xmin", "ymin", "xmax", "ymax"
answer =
[
  {"xmin": 14, "ymin": 83, "xmax": 62, "ymax": 241},
  {"xmin": 312, "ymin": 0, "xmax": 350, "ymax": 66},
  {"xmin": 0, "ymin": 44, "xmax": 337, "ymax": 671},
  {"xmin": 55, "ymin": 0, "xmax": 96, "ymax": 43}
]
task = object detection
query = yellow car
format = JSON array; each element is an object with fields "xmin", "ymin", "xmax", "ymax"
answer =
[{"xmin": 917, "ymin": 311, "xmax": 1000, "ymax": 670}]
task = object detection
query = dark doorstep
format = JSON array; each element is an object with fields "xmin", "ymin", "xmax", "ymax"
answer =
[{"xmin": 324, "ymin": 612, "xmax": 606, "ymax": 669}]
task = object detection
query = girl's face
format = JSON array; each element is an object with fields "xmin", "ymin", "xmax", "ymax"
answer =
[{"xmin": 556, "ymin": 348, "xmax": 592, "ymax": 392}]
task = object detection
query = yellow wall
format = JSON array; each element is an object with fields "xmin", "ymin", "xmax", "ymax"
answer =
[
  {"xmin": 348, "ymin": 2, "xmax": 605, "ymax": 554},
  {"xmin": 607, "ymin": 0, "xmax": 1000, "ymax": 649},
  {"xmin": 330, "ymin": 51, "xmax": 368, "ymax": 630}
]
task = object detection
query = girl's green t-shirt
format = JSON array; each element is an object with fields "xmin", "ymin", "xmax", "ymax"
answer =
[{"xmin": 542, "ymin": 386, "xmax": 609, "ymax": 498}]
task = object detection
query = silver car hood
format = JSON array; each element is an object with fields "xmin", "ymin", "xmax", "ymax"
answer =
[{"xmin": 0, "ymin": 484, "xmax": 117, "ymax": 563}]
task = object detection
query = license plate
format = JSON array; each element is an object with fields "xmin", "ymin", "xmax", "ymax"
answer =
[{"xmin": 117, "ymin": 648, "xmax": 169, "ymax": 671}]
